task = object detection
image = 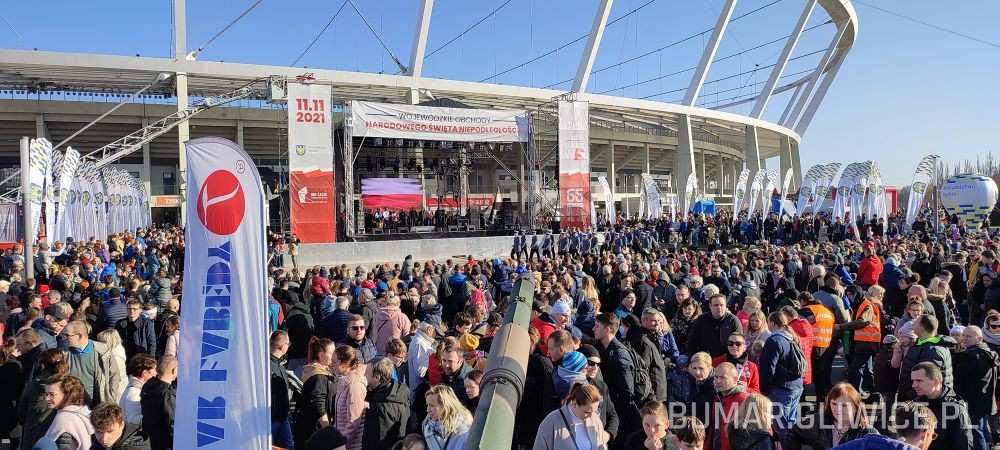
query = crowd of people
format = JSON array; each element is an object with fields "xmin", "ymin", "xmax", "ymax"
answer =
[{"xmin": 0, "ymin": 207, "xmax": 994, "ymax": 450}]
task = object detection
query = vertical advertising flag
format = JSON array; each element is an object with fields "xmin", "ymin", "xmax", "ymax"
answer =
[
  {"xmin": 906, "ymin": 155, "xmax": 938, "ymax": 225},
  {"xmin": 733, "ymin": 169, "xmax": 750, "ymax": 213},
  {"xmin": 813, "ymin": 162, "xmax": 842, "ymax": 214},
  {"xmin": 684, "ymin": 173, "xmax": 698, "ymax": 216},
  {"xmin": 46, "ymin": 152, "xmax": 60, "ymax": 244},
  {"xmin": 748, "ymin": 170, "xmax": 766, "ymax": 215},
  {"xmin": 177, "ymin": 137, "xmax": 269, "ymax": 449},
  {"xmin": 795, "ymin": 165, "xmax": 822, "ymax": 215},
  {"xmin": 558, "ymin": 100, "xmax": 592, "ymax": 230},
  {"xmin": 56, "ymin": 148, "xmax": 80, "ymax": 242},
  {"xmin": 27, "ymin": 138, "xmax": 53, "ymax": 240},
  {"xmin": 287, "ymin": 82, "xmax": 336, "ymax": 243},
  {"xmin": 598, "ymin": 176, "xmax": 615, "ymax": 224},
  {"xmin": 780, "ymin": 168, "xmax": 794, "ymax": 216},
  {"xmin": 763, "ymin": 170, "xmax": 778, "ymax": 216}
]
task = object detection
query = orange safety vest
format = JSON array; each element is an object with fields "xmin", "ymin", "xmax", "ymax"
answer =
[
  {"xmin": 805, "ymin": 304, "xmax": 834, "ymax": 348},
  {"xmin": 853, "ymin": 299, "xmax": 882, "ymax": 343}
]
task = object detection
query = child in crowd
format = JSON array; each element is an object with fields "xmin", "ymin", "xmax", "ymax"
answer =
[
  {"xmin": 674, "ymin": 416, "xmax": 707, "ymax": 450},
  {"xmin": 623, "ymin": 401, "xmax": 680, "ymax": 450},
  {"xmin": 462, "ymin": 370, "xmax": 483, "ymax": 413}
]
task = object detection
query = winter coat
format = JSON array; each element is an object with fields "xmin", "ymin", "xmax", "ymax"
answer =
[
  {"xmin": 531, "ymin": 315, "xmax": 560, "ymax": 357},
  {"xmin": 269, "ymin": 356, "xmax": 291, "ymax": 422},
  {"xmin": 873, "ymin": 345, "xmax": 899, "ymax": 395},
  {"xmin": 625, "ymin": 327, "xmax": 667, "ymax": 402},
  {"xmin": 63, "ymin": 340, "xmax": 125, "ymax": 407},
  {"xmin": 361, "ymin": 380, "xmax": 410, "ymax": 450},
  {"xmin": 759, "ymin": 330, "xmax": 804, "ymax": 393},
  {"xmin": 898, "ymin": 336, "xmax": 955, "ymax": 401},
  {"xmin": 90, "ymin": 423, "xmax": 151, "ymax": 450},
  {"xmin": 44, "ymin": 404, "xmax": 93, "ymax": 450},
  {"xmin": 114, "ymin": 316, "xmax": 157, "ymax": 358},
  {"xmin": 952, "ymin": 343, "xmax": 1000, "ymax": 418},
  {"xmin": 139, "ymin": 378, "xmax": 174, "ymax": 450},
  {"xmin": 813, "ymin": 287, "xmax": 850, "ymax": 325},
  {"xmin": 597, "ymin": 338, "xmax": 637, "ymax": 411},
  {"xmin": 516, "ymin": 352, "xmax": 554, "ymax": 447},
  {"xmin": 669, "ymin": 315, "xmax": 695, "ymax": 351},
  {"xmin": 727, "ymin": 427, "xmax": 777, "ymax": 450},
  {"xmin": 294, "ymin": 365, "xmax": 335, "ymax": 448},
  {"xmin": 915, "ymin": 388, "xmax": 974, "ymax": 450},
  {"xmin": 712, "ymin": 354, "xmax": 760, "ymax": 394},
  {"xmin": 622, "ymin": 430, "xmax": 680, "ymax": 450},
  {"xmin": 318, "ymin": 308, "xmax": 354, "ymax": 343},
  {"xmin": 336, "ymin": 365, "xmax": 368, "ymax": 450},
  {"xmin": 280, "ymin": 302, "xmax": 314, "ymax": 360},
  {"xmin": 926, "ymin": 294, "xmax": 954, "ymax": 334},
  {"xmin": 589, "ymin": 374, "xmax": 620, "ymax": 443},
  {"xmin": 103, "ymin": 296, "xmax": 128, "ymax": 331},
  {"xmin": 786, "ymin": 410, "xmax": 877, "ymax": 450},
  {"xmin": 984, "ymin": 282, "xmax": 1000, "ymax": 313},
  {"xmin": 148, "ymin": 278, "xmax": 172, "ymax": 308},
  {"xmin": 857, "ymin": 256, "xmax": 883, "ymax": 287},
  {"xmin": 18, "ymin": 369, "xmax": 57, "ymax": 450},
  {"xmin": 712, "ymin": 387, "xmax": 749, "ymax": 450},
  {"xmin": 340, "ymin": 337, "xmax": 378, "ymax": 364},
  {"xmin": 532, "ymin": 405, "xmax": 610, "ymax": 450},
  {"xmin": 374, "ymin": 306, "xmax": 411, "ymax": 355},
  {"xmin": 686, "ymin": 312, "xmax": 742, "ymax": 358},
  {"xmin": 830, "ymin": 434, "xmax": 919, "ymax": 450},
  {"xmin": 788, "ymin": 317, "xmax": 815, "ymax": 385},
  {"xmin": 666, "ymin": 371, "xmax": 716, "ymax": 426},
  {"xmin": 0, "ymin": 358, "xmax": 22, "ymax": 438}
]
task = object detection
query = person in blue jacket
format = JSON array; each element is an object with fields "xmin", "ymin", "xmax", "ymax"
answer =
[
  {"xmin": 759, "ymin": 311, "xmax": 805, "ymax": 445},
  {"xmin": 831, "ymin": 402, "xmax": 937, "ymax": 450}
]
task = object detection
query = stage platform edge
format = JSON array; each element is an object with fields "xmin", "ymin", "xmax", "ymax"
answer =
[{"xmin": 292, "ymin": 235, "xmax": 513, "ymax": 267}]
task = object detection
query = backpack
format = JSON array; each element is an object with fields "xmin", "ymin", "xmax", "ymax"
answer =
[
  {"xmin": 621, "ymin": 341, "xmax": 653, "ymax": 403},
  {"xmin": 775, "ymin": 332, "xmax": 807, "ymax": 379}
]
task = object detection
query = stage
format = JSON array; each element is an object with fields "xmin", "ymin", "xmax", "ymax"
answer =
[
  {"xmin": 347, "ymin": 228, "xmax": 514, "ymax": 242},
  {"xmin": 292, "ymin": 233, "xmax": 514, "ymax": 267}
]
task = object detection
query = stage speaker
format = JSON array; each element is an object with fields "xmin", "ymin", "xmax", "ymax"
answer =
[
  {"xmin": 500, "ymin": 200, "xmax": 515, "ymax": 229},
  {"xmin": 552, "ymin": 220, "xmax": 561, "ymax": 234},
  {"xmin": 354, "ymin": 200, "xmax": 364, "ymax": 229}
]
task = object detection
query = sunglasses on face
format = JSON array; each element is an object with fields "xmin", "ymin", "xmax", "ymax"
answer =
[
  {"xmin": 587, "ymin": 361, "xmax": 600, "ymax": 367},
  {"xmin": 727, "ymin": 341, "xmax": 745, "ymax": 347},
  {"xmin": 990, "ymin": 323, "xmax": 1000, "ymax": 330},
  {"xmin": 349, "ymin": 326, "xmax": 365, "ymax": 331}
]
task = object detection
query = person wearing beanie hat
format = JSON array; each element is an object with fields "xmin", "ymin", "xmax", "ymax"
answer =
[
  {"xmin": 305, "ymin": 425, "xmax": 349, "ymax": 450},
  {"xmin": 552, "ymin": 351, "xmax": 588, "ymax": 399},
  {"xmin": 459, "ymin": 334, "xmax": 486, "ymax": 371}
]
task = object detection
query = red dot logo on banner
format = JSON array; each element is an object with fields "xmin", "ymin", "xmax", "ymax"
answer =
[{"xmin": 197, "ymin": 170, "xmax": 245, "ymax": 235}]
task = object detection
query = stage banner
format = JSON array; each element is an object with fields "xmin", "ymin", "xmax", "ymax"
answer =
[
  {"xmin": 288, "ymin": 82, "xmax": 336, "ymax": 243},
  {"xmin": 813, "ymin": 162, "xmax": 842, "ymax": 214},
  {"xmin": 795, "ymin": 164, "xmax": 822, "ymax": 216},
  {"xmin": 177, "ymin": 137, "xmax": 269, "ymax": 450},
  {"xmin": 748, "ymin": 170, "xmax": 766, "ymax": 215},
  {"xmin": 27, "ymin": 138, "xmax": 53, "ymax": 241},
  {"xmin": 598, "ymin": 176, "xmax": 615, "ymax": 224},
  {"xmin": 56, "ymin": 148, "xmax": 80, "ymax": 242},
  {"xmin": 558, "ymin": 100, "xmax": 592, "ymax": 230},
  {"xmin": 906, "ymin": 155, "xmax": 938, "ymax": 225},
  {"xmin": 734, "ymin": 169, "xmax": 750, "ymax": 213},
  {"xmin": 361, "ymin": 177, "xmax": 423, "ymax": 210},
  {"xmin": 351, "ymin": 100, "xmax": 530, "ymax": 143}
]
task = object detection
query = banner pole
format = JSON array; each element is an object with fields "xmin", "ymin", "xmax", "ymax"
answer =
[{"xmin": 20, "ymin": 137, "xmax": 33, "ymax": 280}]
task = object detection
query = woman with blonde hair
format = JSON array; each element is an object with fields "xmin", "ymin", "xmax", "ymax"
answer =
[
  {"xmin": 532, "ymin": 383, "xmax": 609, "ymax": 450},
  {"xmin": 574, "ymin": 276, "xmax": 600, "ymax": 336},
  {"xmin": 95, "ymin": 329, "xmax": 128, "ymax": 403},
  {"xmin": 743, "ymin": 310, "xmax": 771, "ymax": 362},
  {"xmin": 728, "ymin": 393, "xmax": 777, "ymax": 450},
  {"xmin": 423, "ymin": 385, "xmax": 473, "ymax": 450}
]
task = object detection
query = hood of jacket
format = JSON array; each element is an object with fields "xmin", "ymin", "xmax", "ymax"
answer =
[
  {"xmin": 449, "ymin": 272, "xmax": 468, "ymax": 285},
  {"xmin": 376, "ymin": 306, "xmax": 403, "ymax": 320},
  {"xmin": 926, "ymin": 293, "xmax": 946, "ymax": 304},
  {"xmin": 365, "ymin": 379, "xmax": 409, "ymax": 405},
  {"xmin": 915, "ymin": 335, "xmax": 956, "ymax": 349},
  {"xmin": 302, "ymin": 362, "xmax": 333, "ymax": 382}
]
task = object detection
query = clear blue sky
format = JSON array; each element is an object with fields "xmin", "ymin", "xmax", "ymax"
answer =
[{"xmin": 1, "ymin": 0, "xmax": 996, "ymax": 186}]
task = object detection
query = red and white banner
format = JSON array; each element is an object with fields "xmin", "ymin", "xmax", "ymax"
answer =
[
  {"xmin": 361, "ymin": 177, "xmax": 424, "ymax": 210},
  {"xmin": 177, "ymin": 137, "xmax": 269, "ymax": 449},
  {"xmin": 350, "ymin": 100, "xmax": 530, "ymax": 142},
  {"xmin": 558, "ymin": 100, "xmax": 592, "ymax": 229},
  {"xmin": 288, "ymin": 82, "xmax": 336, "ymax": 243}
]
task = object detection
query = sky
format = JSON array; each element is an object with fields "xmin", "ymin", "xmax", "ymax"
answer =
[{"xmin": 0, "ymin": 0, "xmax": 997, "ymax": 187}]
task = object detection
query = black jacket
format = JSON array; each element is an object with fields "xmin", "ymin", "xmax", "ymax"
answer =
[
  {"xmin": 590, "ymin": 373, "xmax": 620, "ymax": 442},
  {"xmin": 361, "ymin": 380, "xmax": 410, "ymax": 450},
  {"xmin": 786, "ymin": 410, "xmax": 877, "ymax": 450},
  {"xmin": 728, "ymin": 426, "xmax": 778, "ymax": 450},
  {"xmin": 269, "ymin": 355, "xmax": 291, "ymax": 422},
  {"xmin": 515, "ymin": 352, "xmax": 554, "ymax": 446},
  {"xmin": 626, "ymin": 327, "xmax": 667, "ymax": 402},
  {"xmin": 154, "ymin": 309, "xmax": 177, "ymax": 359},
  {"xmin": 916, "ymin": 388, "xmax": 974, "ymax": 450},
  {"xmin": 0, "ymin": 359, "xmax": 22, "ymax": 438},
  {"xmin": 633, "ymin": 283, "xmax": 654, "ymax": 315},
  {"xmin": 953, "ymin": 343, "xmax": 1000, "ymax": 418},
  {"xmin": 281, "ymin": 302, "xmax": 314, "ymax": 360},
  {"xmin": 898, "ymin": 336, "xmax": 955, "ymax": 401},
  {"xmin": 686, "ymin": 312, "xmax": 742, "ymax": 358},
  {"xmin": 139, "ymin": 378, "xmax": 175, "ymax": 450},
  {"xmin": 293, "ymin": 372, "xmax": 335, "ymax": 448},
  {"xmin": 115, "ymin": 316, "xmax": 157, "ymax": 358},
  {"xmin": 91, "ymin": 423, "xmax": 151, "ymax": 450}
]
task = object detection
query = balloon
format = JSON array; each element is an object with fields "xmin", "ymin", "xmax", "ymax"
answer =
[{"xmin": 940, "ymin": 173, "xmax": 998, "ymax": 230}]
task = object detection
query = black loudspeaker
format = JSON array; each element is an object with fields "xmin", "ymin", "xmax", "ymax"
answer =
[
  {"xmin": 500, "ymin": 199, "xmax": 514, "ymax": 228},
  {"xmin": 552, "ymin": 220, "xmax": 561, "ymax": 234}
]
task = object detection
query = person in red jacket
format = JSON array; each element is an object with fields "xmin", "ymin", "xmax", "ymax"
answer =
[
  {"xmin": 712, "ymin": 333, "xmax": 760, "ymax": 394},
  {"xmin": 780, "ymin": 305, "xmax": 814, "ymax": 386},
  {"xmin": 857, "ymin": 248, "xmax": 883, "ymax": 289},
  {"xmin": 711, "ymin": 362, "xmax": 750, "ymax": 450}
]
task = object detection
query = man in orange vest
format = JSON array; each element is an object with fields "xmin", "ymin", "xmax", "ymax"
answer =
[
  {"xmin": 840, "ymin": 285, "xmax": 884, "ymax": 398},
  {"xmin": 801, "ymin": 292, "xmax": 835, "ymax": 399}
]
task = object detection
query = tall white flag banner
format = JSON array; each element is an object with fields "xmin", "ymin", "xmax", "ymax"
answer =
[
  {"xmin": 813, "ymin": 162, "xmax": 842, "ymax": 214},
  {"xmin": 176, "ymin": 137, "xmax": 269, "ymax": 450},
  {"xmin": 558, "ymin": 100, "xmax": 592, "ymax": 229},
  {"xmin": 733, "ymin": 169, "xmax": 750, "ymax": 213},
  {"xmin": 748, "ymin": 170, "xmax": 766, "ymax": 215},
  {"xmin": 780, "ymin": 168, "xmax": 794, "ymax": 216},
  {"xmin": 46, "ymin": 152, "xmax": 60, "ymax": 244},
  {"xmin": 833, "ymin": 163, "xmax": 859, "ymax": 220},
  {"xmin": 762, "ymin": 170, "xmax": 778, "ymax": 216},
  {"xmin": 907, "ymin": 155, "xmax": 938, "ymax": 225},
  {"xmin": 598, "ymin": 176, "xmax": 615, "ymax": 224},
  {"xmin": 850, "ymin": 162, "xmax": 872, "ymax": 235},
  {"xmin": 27, "ymin": 138, "xmax": 53, "ymax": 240},
  {"xmin": 796, "ymin": 165, "xmax": 823, "ymax": 215},
  {"xmin": 56, "ymin": 149, "xmax": 80, "ymax": 242},
  {"xmin": 684, "ymin": 173, "xmax": 698, "ymax": 216}
]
